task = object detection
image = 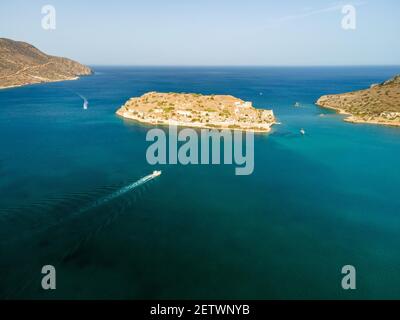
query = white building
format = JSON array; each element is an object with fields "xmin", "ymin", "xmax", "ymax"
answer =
[
  {"xmin": 177, "ymin": 110, "xmax": 192, "ymax": 116},
  {"xmin": 234, "ymin": 101, "xmax": 252, "ymax": 108}
]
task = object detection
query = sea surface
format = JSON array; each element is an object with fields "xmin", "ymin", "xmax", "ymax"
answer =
[{"xmin": 1, "ymin": 66, "xmax": 400, "ymax": 299}]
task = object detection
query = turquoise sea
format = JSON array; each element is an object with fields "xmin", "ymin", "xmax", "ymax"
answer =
[{"xmin": 1, "ymin": 66, "xmax": 400, "ymax": 299}]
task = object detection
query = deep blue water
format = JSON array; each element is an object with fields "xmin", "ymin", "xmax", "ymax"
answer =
[{"xmin": 1, "ymin": 66, "xmax": 400, "ymax": 299}]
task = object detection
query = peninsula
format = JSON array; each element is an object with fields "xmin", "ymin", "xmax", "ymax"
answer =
[
  {"xmin": 316, "ymin": 75, "xmax": 400, "ymax": 127},
  {"xmin": 116, "ymin": 92, "xmax": 276, "ymax": 132},
  {"xmin": 0, "ymin": 38, "xmax": 92, "ymax": 89}
]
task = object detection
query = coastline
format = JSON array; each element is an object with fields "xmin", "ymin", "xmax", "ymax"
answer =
[
  {"xmin": 316, "ymin": 74, "xmax": 400, "ymax": 128},
  {"xmin": 317, "ymin": 103, "xmax": 400, "ymax": 127},
  {"xmin": 116, "ymin": 92, "xmax": 277, "ymax": 133},
  {"xmin": 116, "ymin": 109, "xmax": 275, "ymax": 133},
  {"xmin": 0, "ymin": 76, "xmax": 84, "ymax": 90}
]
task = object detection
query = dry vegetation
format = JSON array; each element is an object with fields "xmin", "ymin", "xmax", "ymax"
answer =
[
  {"xmin": 117, "ymin": 92, "xmax": 276, "ymax": 132},
  {"xmin": 0, "ymin": 38, "xmax": 92, "ymax": 89},
  {"xmin": 317, "ymin": 75, "xmax": 400, "ymax": 126}
]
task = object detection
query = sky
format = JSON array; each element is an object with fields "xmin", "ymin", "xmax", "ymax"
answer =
[{"xmin": 1, "ymin": 0, "xmax": 399, "ymax": 66}]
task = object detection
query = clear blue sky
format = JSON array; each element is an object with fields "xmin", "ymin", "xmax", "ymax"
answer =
[{"xmin": 1, "ymin": 0, "xmax": 399, "ymax": 66}]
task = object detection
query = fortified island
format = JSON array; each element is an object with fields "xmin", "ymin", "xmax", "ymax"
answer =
[
  {"xmin": 317, "ymin": 75, "xmax": 400, "ymax": 127},
  {"xmin": 116, "ymin": 92, "xmax": 276, "ymax": 132},
  {"xmin": 0, "ymin": 38, "xmax": 92, "ymax": 89}
]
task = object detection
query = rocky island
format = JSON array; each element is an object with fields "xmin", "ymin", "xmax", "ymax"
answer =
[
  {"xmin": 317, "ymin": 75, "xmax": 400, "ymax": 127},
  {"xmin": 116, "ymin": 92, "xmax": 276, "ymax": 132},
  {"xmin": 0, "ymin": 38, "xmax": 92, "ymax": 89}
]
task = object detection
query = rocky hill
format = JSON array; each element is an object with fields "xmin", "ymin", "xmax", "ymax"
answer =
[
  {"xmin": 117, "ymin": 92, "xmax": 276, "ymax": 132},
  {"xmin": 317, "ymin": 75, "xmax": 400, "ymax": 127},
  {"xmin": 0, "ymin": 38, "xmax": 92, "ymax": 89}
]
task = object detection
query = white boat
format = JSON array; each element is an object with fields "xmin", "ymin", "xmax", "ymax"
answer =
[
  {"xmin": 294, "ymin": 102, "xmax": 300, "ymax": 107},
  {"xmin": 300, "ymin": 128, "xmax": 305, "ymax": 135},
  {"xmin": 152, "ymin": 170, "xmax": 162, "ymax": 177}
]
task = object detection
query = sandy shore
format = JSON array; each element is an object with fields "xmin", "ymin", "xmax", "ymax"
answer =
[
  {"xmin": 116, "ymin": 92, "xmax": 277, "ymax": 133},
  {"xmin": 0, "ymin": 76, "xmax": 81, "ymax": 90},
  {"xmin": 317, "ymin": 104, "xmax": 400, "ymax": 127},
  {"xmin": 344, "ymin": 116, "xmax": 400, "ymax": 127},
  {"xmin": 116, "ymin": 110, "xmax": 275, "ymax": 133}
]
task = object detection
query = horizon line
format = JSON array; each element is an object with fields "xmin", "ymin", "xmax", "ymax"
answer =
[{"xmin": 86, "ymin": 64, "xmax": 400, "ymax": 68}]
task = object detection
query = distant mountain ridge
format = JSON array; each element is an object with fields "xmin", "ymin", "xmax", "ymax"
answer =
[{"xmin": 0, "ymin": 38, "xmax": 92, "ymax": 89}]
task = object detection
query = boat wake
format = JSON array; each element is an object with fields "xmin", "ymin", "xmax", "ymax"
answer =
[
  {"xmin": 0, "ymin": 171, "xmax": 162, "ymax": 298},
  {"xmin": 79, "ymin": 94, "xmax": 89, "ymax": 109},
  {"xmin": 0, "ymin": 171, "xmax": 162, "ymax": 244},
  {"xmin": 71, "ymin": 171, "xmax": 161, "ymax": 216},
  {"xmin": 64, "ymin": 89, "xmax": 89, "ymax": 109}
]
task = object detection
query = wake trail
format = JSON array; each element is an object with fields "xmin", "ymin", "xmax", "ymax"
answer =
[
  {"xmin": 77, "ymin": 93, "xmax": 88, "ymax": 109},
  {"xmin": 70, "ymin": 172, "xmax": 157, "ymax": 217},
  {"xmin": 0, "ymin": 172, "xmax": 160, "ymax": 245},
  {"xmin": 65, "ymin": 89, "xmax": 88, "ymax": 109},
  {"xmin": 1, "ymin": 172, "xmax": 161, "ymax": 299}
]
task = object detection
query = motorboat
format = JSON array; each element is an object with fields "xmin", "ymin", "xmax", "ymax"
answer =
[{"xmin": 152, "ymin": 170, "xmax": 162, "ymax": 177}]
